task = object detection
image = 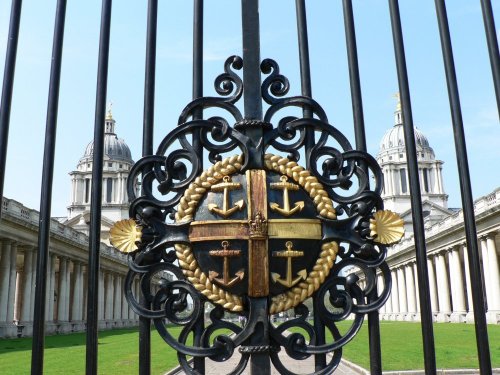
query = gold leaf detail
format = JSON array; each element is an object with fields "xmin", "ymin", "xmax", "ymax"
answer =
[
  {"xmin": 110, "ymin": 219, "xmax": 142, "ymax": 254},
  {"xmin": 175, "ymin": 153, "xmax": 338, "ymax": 314},
  {"xmin": 369, "ymin": 210, "xmax": 404, "ymax": 245}
]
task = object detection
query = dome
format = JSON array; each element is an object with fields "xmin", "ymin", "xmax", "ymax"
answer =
[
  {"xmin": 379, "ymin": 123, "xmax": 431, "ymax": 152},
  {"xmin": 80, "ymin": 112, "xmax": 134, "ymax": 164},
  {"xmin": 82, "ymin": 134, "xmax": 133, "ymax": 163}
]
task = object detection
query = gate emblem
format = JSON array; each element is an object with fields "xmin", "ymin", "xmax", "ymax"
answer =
[{"xmin": 174, "ymin": 153, "xmax": 338, "ymax": 314}]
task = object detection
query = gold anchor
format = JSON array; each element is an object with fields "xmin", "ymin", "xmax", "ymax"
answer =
[
  {"xmin": 208, "ymin": 175, "xmax": 245, "ymax": 218},
  {"xmin": 270, "ymin": 175, "xmax": 305, "ymax": 217},
  {"xmin": 271, "ymin": 241, "xmax": 307, "ymax": 288},
  {"xmin": 208, "ymin": 241, "xmax": 245, "ymax": 288}
]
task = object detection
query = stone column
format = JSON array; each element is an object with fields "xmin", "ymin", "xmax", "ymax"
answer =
[
  {"xmin": 0, "ymin": 240, "xmax": 12, "ymax": 322},
  {"xmin": 121, "ymin": 275, "xmax": 129, "ymax": 324},
  {"xmin": 7, "ymin": 243, "xmax": 18, "ymax": 324},
  {"xmin": 391, "ymin": 269, "xmax": 399, "ymax": 318},
  {"xmin": 449, "ymin": 246, "xmax": 466, "ymax": 322},
  {"xmin": 435, "ymin": 252, "xmax": 451, "ymax": 322},
  {"xmin": 14, "ymin": 271, "xmax": 22, "ymax": 322},
  {"xmin": 405, "ymin": 263, "xmax": 417, "ymax": 320},
  {"xmin": 65, "ymin": 259, "xmax": 71, "ymax": 322},
  {"xmin": 413, "ymin": 262, "xmax": 420, "ymax": 313},
  {"xmin": 47, "ymin": 254, "xmax": 56, "ymax": 324},
  {"xmin": 480, "ymin": 237, "xmax": 492, "ymax": 307},
  {"xmin": 384, "ymin": 273, "xmax": 393, "ymax": 317},
  {"xmin": 462, "ymin": 245, "xmax": 474, "ymax": 322},
  {"xmin": 21, "ymin": 248, "xmax": 34, "ymax": 323},
  {"xmin": 486, "ymin": 233, "xmax": 500, "ymax": 323},
  {"xmin": 82, "ymin": 265, "xmax": 87, "ymax": 321},
  {"xmin": 28, "ymin": 247, "xmax": 37, "ymax": 322},
  {"xmin": 397, "ymin": 267, "xmax": 407, "ymax": 318},
  {"xmin": 129, "ymin": 279, "xmax": 135, "ymax": 321},
  {"xmin": 45, "ymin": 252, "xmax": 52, "ymax": 320},
  {"xmin": 113, "ymin": 274, "xmax": 121, "ymax": 324},
  {"xmin": 57, "ymin": 257, "xmax": 69, "ymax": 322},
  {"xmin": 98, "ymin": 270, "xmax": 104, "ymax": 321},
  {"xmin": 377, "ymin": 275, "xmax": 385, "ymax": 314},
  {"xmin": 105, "ymin": 273, "xmax": 114, "ymax": 322},
  {"xmin": 71, "ymin": 262, "xmax": 82, "ymax": 322},
  {"xmin": 427, "ymin": 257, "xmax": 438, "ymax": 314}
]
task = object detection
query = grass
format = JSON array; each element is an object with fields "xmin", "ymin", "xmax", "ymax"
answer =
[
  {"xmin": 1, "ymin": 322, "xmax": 499, "ymax": 373},
  {"xmin": 326, "ymin": 320, "xmax": 500, "ymax": 371},
  {"xmin": 0, "ymin": 327, "xmax": 187, "ymax": 375}
]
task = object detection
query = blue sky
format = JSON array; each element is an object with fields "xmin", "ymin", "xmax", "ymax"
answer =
[{"xmin": 0, "ymin": 0, "xmax": 498, "ymax": 216}]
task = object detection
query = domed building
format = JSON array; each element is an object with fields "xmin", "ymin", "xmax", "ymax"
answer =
[
  {"xmin": 0, "ymin": 109, "xmax": 141, "ymax": 338},
  {"xmin": 377, "ymin": 95, "xmax": 453, "ymax": 234},
  {"xmin": 371, "ymin": 95, "xmax": 500, "ymax": 324},
  {"xmin": 64, "ymin": 109, "xmax": 137, "ymax": 244}
]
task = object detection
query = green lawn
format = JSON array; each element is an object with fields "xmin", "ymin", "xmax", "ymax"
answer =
[
  {"xmin": 329, "ymin": 320, "xmax": 500, "ymax": 371},
  {"xmin": 1, "ymin": 322, "xmax": 499, "ymax": 373},
  {"xmin": 0, "ymin": 327, "xmax": 186, "ymax": 375}
]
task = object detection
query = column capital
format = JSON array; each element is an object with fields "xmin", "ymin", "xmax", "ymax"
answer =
[
  {"xmin": 485, "ymin": 231, "xmax": 498, "ymax": 240},
  {"xmin": 478, "ymin": 235, "xmax": 488, "ymax": 243}
]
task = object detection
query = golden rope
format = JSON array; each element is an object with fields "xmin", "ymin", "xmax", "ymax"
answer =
[{"xmin": 175, "ymin": 154, "xmax": 338, "ymax": 314}]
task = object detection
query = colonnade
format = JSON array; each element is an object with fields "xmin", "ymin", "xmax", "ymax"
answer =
[
  {"xmin": 378, "ymin": 231, "xmax": 499, "ymax": 323},
  {"xmin": 0, "ymin": 240, "xmax": 139, "ymax": 338}
]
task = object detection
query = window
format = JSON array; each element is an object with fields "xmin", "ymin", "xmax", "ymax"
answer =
[
  {"xmin": 119, "ymin": 164, "xmax": 123, "ymax": 168},
  {"xmin": 85, "ymin": 178, "xmax": 90, "ymax": 203},
  {"xmin": 106, "ymin": 178, "xmax": 113, "ymax": 203},
  {"xmin": 423, "ymin": 168, "xmax": 429, "ymax": 193},
  {"xmin": 400, "ymin": 169, "xmax": 407, "ymax": 194},
  {"xmin": 108, "ymin": 162, "xmax": 112, "ymax": 167}
]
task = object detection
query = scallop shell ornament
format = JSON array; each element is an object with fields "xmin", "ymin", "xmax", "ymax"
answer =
[
  {"xmin": 110, "ymin": 219, "xmax": 142, "ymax": 254},
  {"xmin": 369, "ymin": 210, "xmax": 404, "ymax": 245}
]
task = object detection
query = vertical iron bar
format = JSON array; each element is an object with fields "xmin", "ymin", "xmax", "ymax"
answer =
[
  {"xmin": 313, "ymin": 296, "xmax": 326, "ymax": 371},
  {"xmin": 434, "ymin": 1, "xmax": 492, "ymax": 373},
  {"xmin": 193, "ymin": 0, "xmax": 203, "ymax": 114},
  {"xmin": 241, "ymin": 1, "xmax": 269, "ymax": 373},
  {"xmin": 388, "ymin": 1, "xmax": 437, "ymax": 374},
  {"xmin": 143, "ymin": 0, "xmax": 157, "ymax": 157},
  {"xmin": 297, "ymin": 0, "xmax": 322, "ymax": 371},
  {"xmin": 295, "ymin": 0, "xmax": 314, "ymax": 169},
  {"xmin": 85, "ymin": 1, "xmax": 112, "ymax": 374},
  {"xmin": 480, "ymin": 0, "xmax": 500, "ymax": 117},
  {"xmin": 241, "ymin": 0, "xmax": 263, "ymax": 122},
  {"xmin": 30, "ymin": 0, "xmax": 67, "ymax": 373},
  {"xmin": 342, "ymin": 1, "xmax": 381, "ymax": 373},
  {"xmin": 342, "ymin": 0, "xmax": 366, "ymax": 153},
  {"xmin": 192, "ymin": 1, "xmax": 205, "ymax": 373},
  {"xmin": 139, "ymin": 1, "xmax": 158, "ymax": 374},
  {"xmin": 0, "ymin": 0, "xmax": 22, "ymax": 219}
]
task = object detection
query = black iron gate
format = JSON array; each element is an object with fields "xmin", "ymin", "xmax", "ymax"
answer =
[{"xmin": 0, "ymin": 1, "xmax": 498, "ymax": 375}]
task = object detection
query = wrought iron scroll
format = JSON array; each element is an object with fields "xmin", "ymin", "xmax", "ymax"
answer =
[{"xmin": 123, "ymin": 57, "xmax": 392, "ymax": 375}]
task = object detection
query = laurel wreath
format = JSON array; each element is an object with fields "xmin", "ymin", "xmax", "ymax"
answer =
[{"xmin": 174, "ymin": 154, "xmax": 339, "ymax": 314}]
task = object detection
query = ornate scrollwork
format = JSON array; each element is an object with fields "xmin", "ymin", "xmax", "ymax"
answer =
[{"xmin": 109, "ymin": 55, "xmax": 401, "ymax": 375}]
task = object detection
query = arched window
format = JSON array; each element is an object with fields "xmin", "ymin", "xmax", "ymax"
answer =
[
  {"xmin": 106, "ymin": 178, "xmax": 113, "ymax": 203},
  {"xmin": 85, "ymin": 178, "xmax": 90, "ymax": 203},
  {"xmin": 423, "ymin": 168, "xmax": 430, "ymax": 193},
  {"xmin": 400, "ymin": 168, "xmax": 407, "ymax": 194}
]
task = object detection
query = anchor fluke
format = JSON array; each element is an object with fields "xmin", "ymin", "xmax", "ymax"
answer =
[{"xmin": 270, "ymin": 175, "xmax": 304, "ymax": 217}]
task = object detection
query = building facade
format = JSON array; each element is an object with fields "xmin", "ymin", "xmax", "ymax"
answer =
[
  {"xmin": 371, "ymin": 98, "xmax": 500, "ymax": 324},
  {"xmin": 0, "ymin": 111, "xmax": 140, "ymax": 338}
]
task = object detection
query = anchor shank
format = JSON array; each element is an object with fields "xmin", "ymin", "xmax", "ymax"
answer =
[
  {"xmin": 287, "ymin": 254, "xmax": 293, "ymax": 286},
  {"xmin": 223, "ymin": 255, "xmax": 229, "ymax": 284},
  {"xmin": 222, "ymin": 186, "xmax": 229, "ymax": 212},
  {"xmin": 283, "ymin": 186, "xmax": 290, "ymax": 212}
]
